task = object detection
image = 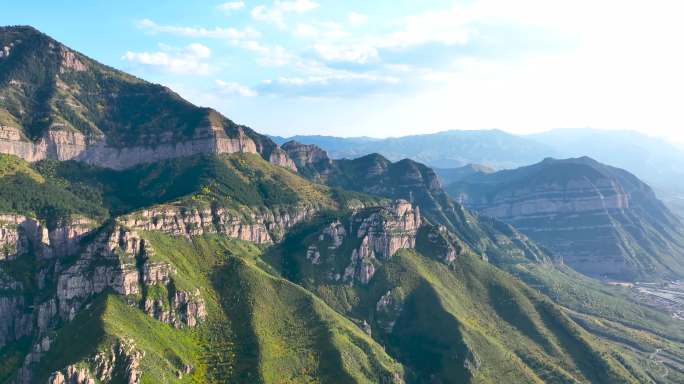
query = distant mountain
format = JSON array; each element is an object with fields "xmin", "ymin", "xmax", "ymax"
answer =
[
  {"xmin": 446, "ymin": 156, "xmax": 684, "ymax": 280},
  {"xmin": 277, "ymin": 129, "xmax": 684, "ymax": 217},
  {"xmin": 433, "ymin": 163, "xmax": 494, "ymax": 186},
  {"xmin": 0, "ymin": 26, "xmax": 294, "ymax": 170},
  {"xmin": 530, "ymin": 128, "xmax": 684, "ymax": 217},
  {"xmin": 529, "ymin": 129, "xmax": 684, "ymax": 188},
  {"xmin": 274, "ymin": 129, "xmax": 557, "ymax": 169}
]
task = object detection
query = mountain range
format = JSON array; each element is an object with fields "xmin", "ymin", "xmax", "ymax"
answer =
[
  {"xmin": 273, "ymin": 128, "xmax": 684, "ymax": 217},
  {"xmin": 1, "ymin": 26, "xmax": 683, "ymax": 383}
]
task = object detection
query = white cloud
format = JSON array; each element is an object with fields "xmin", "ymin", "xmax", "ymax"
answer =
[
  {"xmin": 184, "ymin": 43, "xmax": 211, "ymax": 59},
  {"xmin": 293, "ymin": 21, "xmax": 348, "ymax": 39},
  {"xmin": 302, "ymin": 6, "xmax": 473, "ymax": 64},
  {"xmin": 216, "ymin": 80, "xmax": 258, "ymax": 97},
  {"xmin": 237, "ymin": 40, "xmax": 294, "ymax": 66},
  {"xmin": 217, "ymin": 1, "xmax": 245, "ymax": 13},
  {"xmin": 313, "ymin": 43, "xmax": 378, "ymax": 64},
  {"xmin": 137, "ymin": 19, "xmax": 259, "ymax": 40},
  {"xmin": 347, "ymin": 12, "xmax": 368, "ymax": 26},
  {"xmin": 251, "ymin": 0, "xmax": 319, "ymax": 28},
  {"xmin": 121, "ymin": 43, "xmax": 213, "ymax": 75},
  {"xmin": 375, "ymin": 9, "xmax": 473, "ymax": 49}
]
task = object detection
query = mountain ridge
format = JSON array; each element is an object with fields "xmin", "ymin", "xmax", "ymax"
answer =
[
  {"xmin": 0, "ymin": 25, "xmax": 295, "ymax": 170},
  {"xmin": 446, "ymin": 156, "xmax": 684, "ymax": 280}
]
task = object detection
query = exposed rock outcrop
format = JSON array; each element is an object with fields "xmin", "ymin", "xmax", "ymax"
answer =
[
  {"xmin": 282, "ymin": 141, "xmax": 333, "ymax": 180},
  {"xmin": 120, "ymin": 203, "xmax": 317, "ymax": 244},
  {"xmin": 0, "ymin": 125, "xmax": 296, "ymax": 171},
  {"xmin": 449, "ymin": 157, "xmax": 684, "ymax": 279},
  {"xmin": 375, "ymin": 289, "xmax": 405, "ymax": 333},
  {"xmin": 48, "ymin": 340, "xmax": 144, "ymax": 384},
  {"xmin": 299, "ymin": 200, "xmax": 422, "ymax": 284},
  {"xmin": 0, "ymin": 27, "xmax": 296, "ymax": 172},
  {"xmin": 1, "ymin": 216, "xmax": 207, "ymax": 381},
  {"xmin": 142, "ymin": 287, "xmax": 207, "ymax": 328}
]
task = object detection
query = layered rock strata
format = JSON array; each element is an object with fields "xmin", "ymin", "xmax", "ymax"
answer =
[{"xmin": 0, "ymin": 125, "xmax": 296, "ymax": 171}]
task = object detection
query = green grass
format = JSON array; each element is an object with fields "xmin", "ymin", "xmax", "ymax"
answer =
[
  {"xmin": 35, "ymin": 293, "xmax": 205, "ymax": 383},
  {"xmin": 268, "ymin": 222, "xmax": 646, "ymax": 384},
  {"xmin": 38, "ymin": 232, "xmax": 403, "ymax": 383},
  {"xmin": 0, "ymin": 154, "xmax": 43, "ymax": 181}
]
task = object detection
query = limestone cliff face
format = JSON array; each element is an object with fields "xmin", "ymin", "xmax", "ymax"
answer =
[
  {"xmin": 48, "ymin": 340, "xmax": 144, "ymax": 384},
  {"xmin": 119, "ymin": 202, "xmax": 318, "ymax": 244},
  {"xmin": 281, "ymin": 141, "xmax": 334, "ymax": 181},
  {"xmin": 449, "ymin": 157, "xmax": 684, "ymax": 279},
  {"xmin": 467, "ymin": 177, "xmax": 630, "ymax": 219},
  {"xmin": 0, "ymin": 125, "xmax": 296, "ymax": 171},
  {"xmin": 0, "ymin": 27, "xmax": 296, "ymax": 172},
  {"xmin": 0, "ymin": 215, "xmax": 208, "ymax": 382},
  {"xmin": 0, "ymin": 199, "xmax": 322, "ymax": 381},
  {"xmin": 299, "ymin": 200, "xmax": 422, "ymax": 284}
]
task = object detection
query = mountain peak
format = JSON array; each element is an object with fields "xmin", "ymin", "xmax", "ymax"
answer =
[{"xmin": 0, "ymin": 26, "xmax": 295, "ymax": 171}]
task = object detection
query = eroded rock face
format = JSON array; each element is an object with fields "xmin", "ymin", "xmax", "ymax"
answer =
[
  {"xmin": 60, "ymin": 48, "xmax": 87, "ymax": 72},
  {"xmin": 0, "ymin": 214, "xmax": 43, "ymax": 260},
  {"xmin": 281, "ymin": 141, "xmax": 333, "ymax": 180},
  {"xmin": 282, "ymin": 141, "xmax": 331, "ymax": 168},
  {"xmin": 301, "ymin": 200, "xmax": 422, "ymax": 284},
  {"xmin": 0, "ymin": 199, "xmax": 322, "ymax": 381},
  {"xmin": 1, "ymin": 217, "xmax": 207, "ymax": 382},
  {"xmin": 355, "ymin": 200, "xmax": 421, "ymax": 260},
  {"xmin": 48, "ymin": 339, "xmax": 144, "ymax": 384},
  {"xmin": 143, "ymin": 286, "xmax": 207, "ymax": 329},
  {"xmin": 375, "ymin": 289, "xmax": 405, "ymax": 333},
  {"xmin": 120, "ymin": 203, "xmax": 317, "ymax": 244},
  {"xmin": 0, "ymin": 125, "xmax": 296, "ymax": 171}
]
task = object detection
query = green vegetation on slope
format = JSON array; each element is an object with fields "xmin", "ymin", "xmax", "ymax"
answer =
[
  {"xmin": 0, "ymin": 154, "xmax": 107, "ymax": 226},
  {"xmin": 0, "ymin": 26, "xmax": 275, "ymax": 152},
  {"xmin": 35, "ymin": 293, "xmax": 205, "ymax": 383},
  {"xmin": 267, "ymin": 217, "xmax": 645, "ymax": 384},
  {"xmin": 0, "ymin": 152, "xmax": 346, "ymax": 226},
  {"xmin": 32, "ymin": 233, "xmax": 403, "ymax": 383}
]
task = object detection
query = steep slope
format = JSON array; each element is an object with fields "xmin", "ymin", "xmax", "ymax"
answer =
[
  {"xmin": 0, "ymin": 153, "xmax": 403, "ymax": 383},
  {"xmin": 265, "ymin": 215, "xmax": 648, "ymax": 383},
  {"xmin": 447, "ymin": 157, "xmax": 684, "ymax": 280},
  {"xmin": 283, "ymin": 141, "xmax": 549, "ymax": 265},
  {"xmin": 0, "ymin": 26, "xmax": 294, "ymax": 170}
]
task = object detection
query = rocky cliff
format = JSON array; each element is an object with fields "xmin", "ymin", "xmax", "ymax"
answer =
[
  {"xmin": 0, "ymin": 26, "xmax": 295, "ymax": 171},
  {"xmin": 448, "ymin": 157, "xmax": 684, "ymax": 279},
  {"xmin": 278, "ymin": 200, "xmax": 466, "ymax": 285},
  {"xmin": 119, "ymin": 202, "xmax": 318, "ymax": 244},
  {"xmin": 0, "ymin": 214, "xmax": 210, "ymax": 382}
]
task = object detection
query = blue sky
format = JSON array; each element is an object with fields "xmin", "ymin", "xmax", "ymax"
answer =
[{"xmin": 3, "ymin": 0, "xmax": 684, "ymax": 141}]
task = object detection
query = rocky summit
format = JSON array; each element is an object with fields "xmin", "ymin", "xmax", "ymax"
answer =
[
  {"xmin": 447, "ymin": 156, "xmax": 684, "ymax": 280},
  {"xmin": 1, "ymin": 27, "xmax": 684, "ymax": 384}
]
